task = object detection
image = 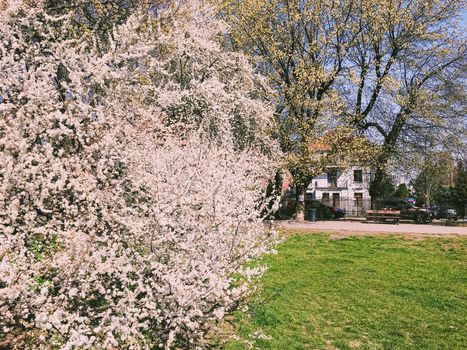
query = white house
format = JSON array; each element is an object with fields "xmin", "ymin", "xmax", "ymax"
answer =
[{"xmin": 306, "ymin": 165, "xmax": 372, "ymax": 215}]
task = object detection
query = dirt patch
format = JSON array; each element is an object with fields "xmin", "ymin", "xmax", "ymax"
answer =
[
  {"xmin": 326, "ymin": 231, "xmax": 463, "ymax": 241},
  {"xmin": 349, "ymin": 339, "xmax": 363, "ymax": 348},
  {"xmin": 276, "ymin": 220, "xmax": 467, "ymax": 239},
  {"xmin": 278, "ymin": 227, "xmax": 465, "ymax": 241}
]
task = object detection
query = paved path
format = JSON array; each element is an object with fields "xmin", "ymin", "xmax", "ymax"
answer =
[{"xmin": 276, "ymin": 220, "xmax": 467, "ymax": 236}]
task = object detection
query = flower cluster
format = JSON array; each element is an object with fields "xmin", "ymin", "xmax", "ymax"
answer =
[{"xmin": 0, "ymin": 1, "xmax": 279, "ymax": 348}]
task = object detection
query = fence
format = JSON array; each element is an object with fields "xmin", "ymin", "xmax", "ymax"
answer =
[{"xmin": 317, "ymin": 198, "xmax": 371, "ymax": 217}]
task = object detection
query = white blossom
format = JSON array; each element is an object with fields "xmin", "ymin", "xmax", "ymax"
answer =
[{"xmin": 0, "ymin": 1, "xmax": 280, "ymax": 349}]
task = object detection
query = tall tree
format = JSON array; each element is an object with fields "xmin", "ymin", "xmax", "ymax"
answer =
[
  {"xmin": 344, "ymin": 0, "xmax": 466, "ymax": 203},
  {"xmin": 217, "ymin": 0, "xmax": 373, "ymax": 219},
  {"xmin": 217, "ymin": 0, "xmax": 466, "ymax": 210}
]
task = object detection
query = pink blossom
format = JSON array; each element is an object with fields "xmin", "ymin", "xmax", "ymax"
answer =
[{"xmin": 0, "ymin": 1, "xmax": 280, "ymax": 348}]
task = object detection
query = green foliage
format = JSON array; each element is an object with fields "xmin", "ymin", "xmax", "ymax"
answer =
[
  {"xmin": 412, "ymin": 152, "xmax": 456, "ymax": 206},
  {"xmin": 370, "ymin": 170, "xmax": 395, "ymax": 201},
  {"xmin": 432, "ymin": 186, "xmax": 453, "ymax": 206},
  {"xmin": 393, "ymin": 183, "xmax": 411, "ymax": 199},
  {"xmin": 452, "ymin": 160, "xmax": 467, "ymax": 217},
  {"xmin": 222, "ymin": 233, "xmax": 467, "ymax": 350}
]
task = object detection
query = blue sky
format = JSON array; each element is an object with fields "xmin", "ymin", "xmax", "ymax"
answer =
[{"xmin": 462, "ymin": 10, "xmax": 467, "ymax": 32}]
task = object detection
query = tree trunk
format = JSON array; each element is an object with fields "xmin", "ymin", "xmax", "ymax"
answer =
[
  {"xmin": 369, "ymin": 110, "xmax": 409, "ymax": 208},
  {"xmin": 294, "ymin": 185, "xmax": 306, "ymax": 221}
]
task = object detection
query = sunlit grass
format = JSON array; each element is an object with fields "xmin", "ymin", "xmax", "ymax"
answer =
[{"xmin": 220, "ymin": 232, "xmax": 467, "ymax": 350}]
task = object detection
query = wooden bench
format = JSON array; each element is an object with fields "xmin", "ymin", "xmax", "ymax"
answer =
[{"xmin": 365, "ymin": 210, "xmax": 401, "ymax": 224}]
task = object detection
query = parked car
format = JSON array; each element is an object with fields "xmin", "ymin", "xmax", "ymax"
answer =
[
  {"xmin": 329, "ymin": 206, "xmax": 346, "ymax": 219},
  {"xmin": 306, "ymin": 200, "xmax": 345, "ymax": 220},
  {"xmin": 377, "ymin": 199, "xmax": 431, "ymax": 224},
  {"xmin": 428, "ymin": 205, "xmax": 458, "ymax": 221}
]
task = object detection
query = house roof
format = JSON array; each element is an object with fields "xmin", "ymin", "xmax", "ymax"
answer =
[{"xmin": 308, "ymin": 141, "xmax": 331, "ymax": 152}]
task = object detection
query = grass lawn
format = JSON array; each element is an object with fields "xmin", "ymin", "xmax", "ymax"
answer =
[{"xmin": 220, "ymin": 232, "xmax": 467, "ymax": 350}]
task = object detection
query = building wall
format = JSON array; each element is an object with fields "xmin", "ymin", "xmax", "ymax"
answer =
[
  {"xmin": 304, "ymin": 166, "xmax": 371, "ymax": 216},
  {"xmin": 306, "ymin": 166, "xmax": 371, "ymax": 201}
]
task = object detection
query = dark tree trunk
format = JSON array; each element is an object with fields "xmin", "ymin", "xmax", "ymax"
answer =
[{"xmin": 294, "ymin": 184, "xmax": 306, "ymax": 221}]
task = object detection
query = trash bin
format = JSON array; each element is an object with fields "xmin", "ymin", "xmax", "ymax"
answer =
[{"xmin": 310, "ymin": 208, "xmax": 317, "ymax": 222}]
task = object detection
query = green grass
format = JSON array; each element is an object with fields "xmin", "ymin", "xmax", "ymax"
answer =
[{"xmin": 222, "ymin": 233, "xmax": 467, "ymax": 350}]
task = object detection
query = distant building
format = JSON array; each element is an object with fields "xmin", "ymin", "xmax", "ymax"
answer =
[
  {"xmin": 305, "ymin": 166, "xmax": 372, "ymax": 216},
  {"xmin": 279, "ymin": 133, "xmax": 375, "ymax": 218}
]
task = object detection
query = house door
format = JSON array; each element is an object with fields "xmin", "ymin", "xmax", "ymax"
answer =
[
  {"xmin": 332, "ymin": 193, "xmax": 340, "ymax": 208},
  {"xmin": 322, "ymin": 193, "xmax": 330, "ymax": 205}
]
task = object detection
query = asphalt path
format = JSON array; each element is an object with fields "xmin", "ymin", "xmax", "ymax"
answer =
[{"xmin": 276, "ymin": 220, "xmax": 467, "ymax": 236}]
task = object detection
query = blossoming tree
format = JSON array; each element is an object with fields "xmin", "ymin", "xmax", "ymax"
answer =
[{"xmin": 0, "ymin": 1, "xmax": 280, "ymax": 348}]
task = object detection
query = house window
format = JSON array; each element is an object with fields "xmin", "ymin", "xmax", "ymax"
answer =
[
  {"xmin": 354, "ymin": 192, "xmax": 363, "ymax": 207},
  {"xmin": 332, "ymin": 193, "xmax": 340, "ymax": 208},
  {"xmin": 354, "ymin": 169, "xmax": 363, "ymax": 183},
  {"xmin": 327, "ymin": 169, "xmax": 337, "ymax": 187},
  {"xmin": 322, "ymin": 193, "xmax": 330, "ymax": 204}
]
